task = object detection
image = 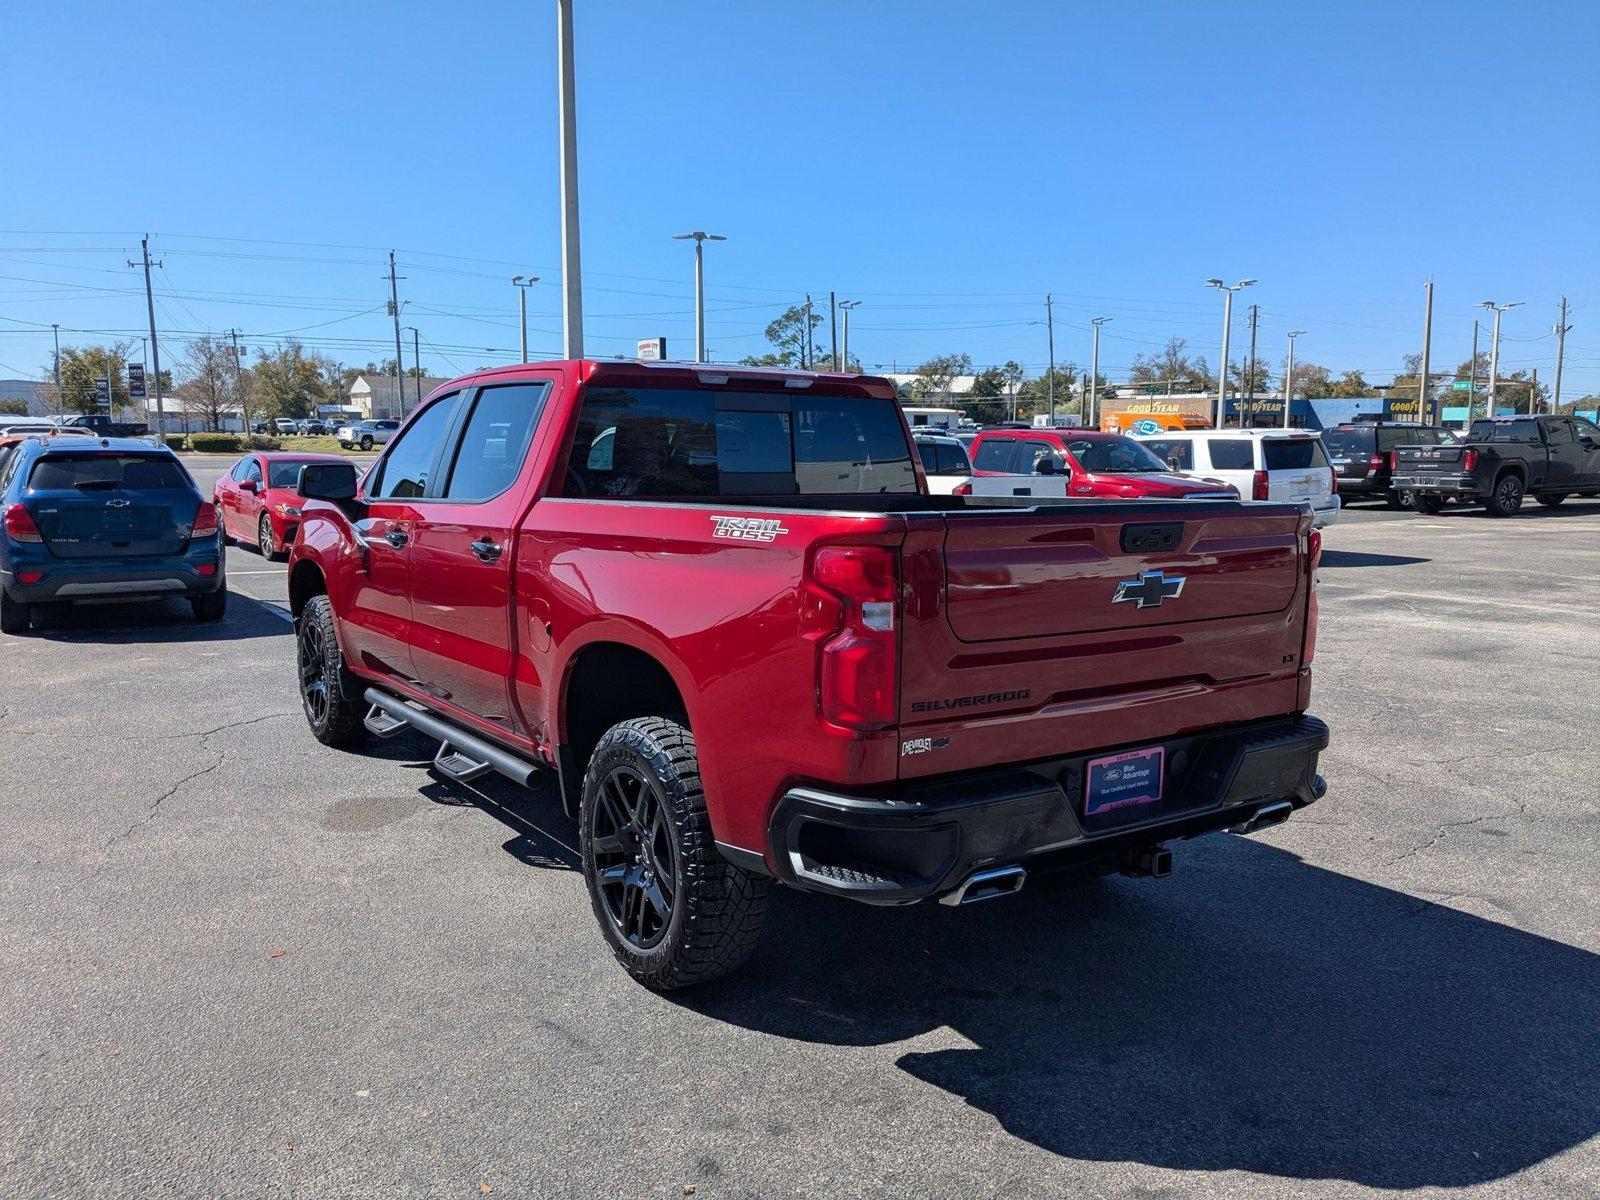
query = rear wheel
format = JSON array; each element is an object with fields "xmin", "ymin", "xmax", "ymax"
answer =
[
  {"xmin": 1413, "ymin": 494, "xmax": 1445, "ymax": 515},
  {"xmin": 1384, "ymin": 488, "xmax": 1411, "ymax": 510},
  {"xmin": 359, "ymin": 435, "xmax": 374, "ymax": 451},
  {"xmin": 0, "ymin": 590, "xmax": 31, "ymax": 634},
  {"xmin": 1536, "ymin": 493, "xmax": 1568, "ymax": 508},
  {"xmin": 191, "ymin": 587, "xmax": 227, "ymax": 623},
  {"xmin": 580, "ymin": 716, "xmax": 768, "ymax": 990},
  {"xmin": 297, "ymin": 594, "xmax": 370, "ymax": 747},
  {"xmin": 1483, "ymin": 473, "xmax": 1525, "ymax": 517}
]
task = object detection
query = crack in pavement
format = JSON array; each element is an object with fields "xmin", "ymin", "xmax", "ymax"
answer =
[{"xmin": 0, "ymin": 711, "xmax": 297, "ymax": 743}]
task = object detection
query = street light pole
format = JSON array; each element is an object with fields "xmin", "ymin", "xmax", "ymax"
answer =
[
  {"xmin": 1283, "ymin": 330, "xmax": 1305, "ymax": 429},
  {"xmin": 51, "ymin": 323, "xmax": 61, "ymax": 405},
  {"xmin": 1206, "ymin": 278, "xmax": 1255, "ymax": 427},
  {"xmin": 512, "ymin": 275, "xmax": 539, "ymax": 363},
  {"xmin": 672, "ymin": 232, "xmax": 726, "ymax": 363},
  {"xmin": 1089, "ymin": 317, "xmax": 1111, "ymax": 428},
  {"xmin": 402, "ymin": 326, "xmax": 422, "ymax": 413},
  {"xmin": 1418, "ymin": 278, "xmax": 1434, "ymax": 424},
  {"xmin": 839, "ymin": 300, "xmax": 860, "ymax": 374},
  {"xmin": 1480, "ymin": 300, "xmax": 1522, "ymax": 417},
  {"xmin": 556, "ymin": 0, "xmax": 584, "ymax": 357}
]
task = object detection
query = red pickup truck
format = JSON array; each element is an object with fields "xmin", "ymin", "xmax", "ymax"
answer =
[{"xmin": 287, "ymin": 360, "xmax": 1327, "ymax": 990}]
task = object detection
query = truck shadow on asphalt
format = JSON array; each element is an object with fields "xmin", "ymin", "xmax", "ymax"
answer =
[
  {"xmin": 1318, "ymin": 550, "xmax": 1430, "ymax": 568},
  {"xmin": 676, "ymin": 838, "xmax": 1599, "ymax": 1190}
]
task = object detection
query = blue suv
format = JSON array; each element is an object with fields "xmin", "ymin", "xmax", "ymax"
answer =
[{"xmin": 0, "ymin": 436, "xmax": 226, "ymax": 633}]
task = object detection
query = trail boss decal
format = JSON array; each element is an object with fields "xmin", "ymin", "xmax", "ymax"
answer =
[
  {"xmin": 709, "ymin": 515, "xmax": 790, "ymax": 542},
  {"xmin": 910, "ymin": 689, "xmax": 1030, "ymax": 714}
]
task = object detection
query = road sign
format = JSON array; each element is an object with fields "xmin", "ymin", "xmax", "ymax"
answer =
[
  {"xmin": 127, "ymin": 363, "xmax": 146, "ymax": 400},
  {"xmin": 636, "ymin": 337, "xmax": 667, "ymax": 361},
  {"xmin": 94, "ymin": 377, "xmax": 111, "ymax": 408},
  {"xmin": 1451, "ymin": 380, "xmax": 1472, "ymax": 392}
]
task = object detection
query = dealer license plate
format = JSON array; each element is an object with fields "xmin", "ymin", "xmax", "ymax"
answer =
[{"xmin": 1084, "ymin": 746, "xmax": 1165, "ymax": 817}]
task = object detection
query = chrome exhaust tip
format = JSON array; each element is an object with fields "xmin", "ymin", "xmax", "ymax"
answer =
[
  {"xmin": 1231, "ymin": 800, "xmax": 1295, "ymax": 836},
  {"xmin": 938, "ymin": 865, "xmax": 1027, "ymax": 906},
  {"xmin": 1120, "ymin": 845, "xmax": 1173, "ymax": 879}
]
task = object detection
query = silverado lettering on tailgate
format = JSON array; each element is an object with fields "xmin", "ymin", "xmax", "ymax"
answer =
[{"xmin": 911, "ymin": 689, "xmax": 1031, "ymax": 714}]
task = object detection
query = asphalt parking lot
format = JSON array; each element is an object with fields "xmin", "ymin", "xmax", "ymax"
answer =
[{"xmin": 2, "ymin": 489, "xmax": 1597, "ymax": 1199}]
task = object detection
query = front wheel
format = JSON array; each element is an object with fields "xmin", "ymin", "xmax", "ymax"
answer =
[
  {"xmin": 297, "ymin": 594, "xmax": 370, "ymax": 747},
  {"xmin": 0, "ymin": 590, "xmax": 31, "ymax": 634},
  {"xmin": 580, "ymin": 717, "xmax": 768, "ymax": 991},
  {"xmin": 257, "ymin": 513, "xmax": 282, "ymax": 561},
  {"xmin": 1412, "ymin": 494, "xmax": 1445, "ymax": 515},
  {"xmin": 1483, "ymin": 473, "xmax": 1525, "ymax": 517},
  {"xmin": 1536, "ymin": 493, "xmax": 1568, "ymax": 508},
  {"xmin": 359, "ymin": 435, "xmax": 374, "ymax": 451}
]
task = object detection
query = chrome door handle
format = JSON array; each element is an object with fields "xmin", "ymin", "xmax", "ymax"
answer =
[
  {"xmin": 384, "ymin": 529, "xmax": 409, "ymax": 548},
  {"xmin": 470, "ymin": 538, "xmax": 502, "ymax": 562}
]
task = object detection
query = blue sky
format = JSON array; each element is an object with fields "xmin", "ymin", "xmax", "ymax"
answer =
[{"xmin": 2, "ymin": 0, "xmax": 1597, "ymax": 395}]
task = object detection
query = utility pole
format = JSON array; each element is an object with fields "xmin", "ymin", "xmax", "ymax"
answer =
[
  {"xmin": 227, "ymin": 328, "xmax": 250, "ymax": 433},
  {"xmin": 829, "ymin": 291, "xmax": 838, "ymax": 371},
  {"xmin": 1283, "ymin": 331, "xmax": 1305, "ymax": 429},
  {"xmin": 1245, "ymin": 303, "xmax": 1259, "ymax": 426},
  {"xmin": 1480, "ymin": 300, "xmax": 1521, "ymax": 418},
  {"xmin": 512, "ymin": 275, "xmax": 539, "ymax": 362},
  {"xmin": 387, "ymin": 251, "xmax": 405, "ymax": 417},
  {"xmin": 1418, "ymin": 278, "xmax": 1434, "ymax": 424},
  {"xmin": 556, "ymin": 0, "xmax": 584, "ymax": 358},
  {"xmin": 1090, "ymin": 317, "xmax": 1111, "ymax": 429},
  {"xmin": 403, "ymin": 326, "xmax": 422, "ymax": 413},
  {"xmin": 1469, "ymin": 320, "xmax": 1480, "ymax": 419},
  {"xmin": 839, "ymin": 300, "xmax": 860, "ymax": 374},
  {"xmin": 1045, "ymin": 294, "xmax": 1056, "ymax": 422},
  {"xmin": 802, "ymin": 295, "xmax": 814, "ymax": 369},
  {"xmin": 1553, "ymin": 296, "xmax": 1571, "ymax": 412},
  {"xmin": 51, "ymin": 324, "xmax": 61, "ymax": 405},
  {"xmin": 128, "ymin": 236, "xmax": 165, "ymax": 434}
]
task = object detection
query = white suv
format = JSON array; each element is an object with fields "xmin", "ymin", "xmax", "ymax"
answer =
[{"xmin": 1133, "ymin": 429, "xmax": 1340, "ymax": 528}]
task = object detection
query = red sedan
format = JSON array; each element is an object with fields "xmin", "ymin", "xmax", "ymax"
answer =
[
  {"xmin": 213, "ymin": 452, "xmax": 350, "ymax": 560},
  {"xmin": 966, "ymin": 428, "xmax": 1237, "ymax": 499}
]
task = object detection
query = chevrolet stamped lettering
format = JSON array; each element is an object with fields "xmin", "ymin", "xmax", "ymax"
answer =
[{"xmin": 910, "ymin": 689, "xmax": 1031, "ymax": 714}]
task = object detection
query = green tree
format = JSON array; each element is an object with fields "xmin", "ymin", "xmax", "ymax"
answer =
[
  {"xmin": 908, "ymin": 353, "xmax": 973, "ymax": 402},
  {"xmin": 1129, "ymin": 338, "xmax": 1213, "ymax": 392},
  {"xmin": 1282, "ymin": 360, "xmax": 1333, "ymax": 398},
  {"xmin": 0, "ymin": 398, "xmax": 28, "ymax": 416},
  {"xmin": 966, "ymin": 361, "xmax": 1024, "ymax": 424},
  {"xmin": 1018, "ymin": 363, "xmax": 1083, "ymax": 419},
  {"xmin": 250, "ymin": 340, "xmax": 332, "ymax": 420},
  {"xmin": 42, "ymin": 343, "xmax": 137, "ymax": 415},
  {"xmin": 1325, "ymin": 370, "xmax": 1376, "ymax": 399},
  {"xmin": 741, "ymin": 305, "xmax": 824, "ymax": 368}
]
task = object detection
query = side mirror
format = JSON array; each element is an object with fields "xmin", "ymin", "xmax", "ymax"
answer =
[
  {"xmin": 1581, "ymin": 436, "xmax": 1597, "ymax": 448},
  {"xmin": 1035, "ymin": 454, "xmax": 1066, "ymax": 476},
  {"xmin": 239, "ymin": 478, "xmax": 258, "ymax": 493},
  {"xmin": 299, "ymin": 461, "xmax": 359, "ymax": 502},
  {"xmin": 1167, "ymin": 455, "xmax": 1183, "ymax": 471}
]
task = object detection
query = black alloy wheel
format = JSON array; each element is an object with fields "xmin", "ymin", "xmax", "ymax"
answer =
[
  {"xmin": 588, "ymin": 763, "xmax": 678, "ymax": 949},
  {"xmin": 299, "ymin": 614, "xmax": 330, "ymax": 730}
]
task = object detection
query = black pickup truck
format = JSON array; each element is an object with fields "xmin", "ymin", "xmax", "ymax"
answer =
[
  {"xmin": 1393, "ymin": 415, "xmax": 1600, "ymax": 515},
  {"xmin": 58, "ymin": 413, "xmax": 151, "ymax": 438}
]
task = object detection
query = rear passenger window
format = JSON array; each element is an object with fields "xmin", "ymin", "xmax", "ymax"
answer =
[
  {"xmin": 1208, "ymin": 440, "xmax": 1255, "ymax": 470},
  {"xmin": 443, "ymin": 383, "xmax": 549, "ymax": 500},
  {"xmin": 1145, "ymin": 440, "xmax": 1192, "ymax": 470},
  {"xmin": 369, "ymin": 393, "xmax": 459, "ymax": 499},
  {"xmin": 1545, "ymin": 421, "xmax": 1575, "ymax": 445},
  {"xmin": 1262, "ymin": 439, "xmax": 1330, "ymax": 470},
  {"xmin": 973, "ymin": 438, "xmax": 1015, "ymax": 471},
  {"xmin": 937, "ymin": 443, "xmax": 970, "ymax": 474}
]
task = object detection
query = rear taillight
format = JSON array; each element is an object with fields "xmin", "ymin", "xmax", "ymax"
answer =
[
  {"xmin": 3, "ymin": 503, "xmax": 42, "ymax": 544},
  {"xmin": 1462, "ymin": 449, "xmax": 1477, "ymax": 472},
  {"xmin": 808, "ymin": 544, "xmax": 898, "ymax": 731},
  {"xmin": 1304, "ymin": 528, "xmax": 1322, "ymax": 665},
  {"xmin": 1368, "ymin": 453, "xmax": 1384, "ymax": 471},
  {"xmin": 191, "ymin": 502, "xmax": 219, "ymax": 538},
  {"xmin": 952, "ymin": 481, "xmax": 972, "ymax": 497},
  {"xmin": 1251, "ymin": 470, "xmax": 1269, "ymax": 501},
  {"xmin": 1386, "ymin": 451, "xmax": 1397, "ymax": 470}
]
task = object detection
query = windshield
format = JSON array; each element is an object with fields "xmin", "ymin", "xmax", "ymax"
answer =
[
  {"xmin": 28, "ymin": 453, "xmax": 192, "ymax": 491},
  {"xmin": 1321, "ymin": 428, "xmax": 1374, "ymax": 457},
  {"xmin": 267, "ymin": 460, "xmax": 317, "ymax": 489},
  {"xmin": 1064, "ymin": 436, "xmax": 1172, "ymax": 473}
]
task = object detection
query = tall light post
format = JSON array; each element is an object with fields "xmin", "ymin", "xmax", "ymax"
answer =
[
  {"xmin": 51, "ymin": 323, "xmax": 61, "ymax": 405},
  {"xmin": 1282, "ymin": 330, "xmax": 1305, "ymax": 429},
  {"xmin": 512, "ymin": 275, "xmax": 539, "ymax": 363},
  {"xmin": 556, "ymin": 0, "xmax": 584, "ymax": 357},
  {"xmin": 1206, "ymin": 278, "xmax": 1256, "ymax": 427},
  {"xmin": 402, "ymin": 326, "xmax": 422, "ymax": 413},
  {"xmin": 1479, "ymin": 300, "xmax": 1522, "ymax": 417},
  {"xmin": 838, "ymin": 300, "xmax": 860, "ymax": 373},
  {"xmin": 1089, "ymin": 316, "xmax": 1112, "ymax": 427},
  {"xmin": 672, "ymin": 231, "xmax": 726, "ymax": 363}
]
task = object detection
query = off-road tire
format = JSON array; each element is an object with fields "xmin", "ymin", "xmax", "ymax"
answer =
[
  {"xmin": 0, "ymin": 590, "xmax": 31, "ymax": 634},
  {"xmin": 258, "ymin": 513, "xmax": 282, "ymax": 561},
  {"xmin": 1483, "ymin": 473, "xmax": 1525, "ymax": 517},
  {"xmin": 1536, "ymin": 493, "xmax": 1568, "ymax": 508},
  {"xmin": 580, "ymin": 716, "xmax": 768, "ymax": 990},
  {"xmin": 1412, "ymin": 494, "xmax": 1445, "ymax": 515},
  {"xmin": 359, "ymin": 435, "xmax": 374, "ymax": 451},
  {"xmin": 297, "ymin": 593, "xmax": 369, "ymax": 747},
  {"xmin": 190, "ymin": 587, "xmax": 227, "ymax": 623}
]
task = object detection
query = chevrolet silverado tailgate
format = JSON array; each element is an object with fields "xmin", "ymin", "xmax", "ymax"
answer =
[{"xmin": 897, "ymin": 501, "xmax": 1313, "ymax": 778}]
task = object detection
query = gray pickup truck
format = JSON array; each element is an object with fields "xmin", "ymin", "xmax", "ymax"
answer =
[{"xmin": 1392, "ymin": 414, "xmax": 1600, "ymax": 515}]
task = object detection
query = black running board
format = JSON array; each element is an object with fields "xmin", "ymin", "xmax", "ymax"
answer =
[{"xmin": 362, "ymin": 688, "xmax": 544, "ymax": 789}]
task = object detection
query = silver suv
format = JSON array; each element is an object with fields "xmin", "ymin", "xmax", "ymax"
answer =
[{"xmin": 335, "ymin": 419, "xmax": 400, "ymax": 451}]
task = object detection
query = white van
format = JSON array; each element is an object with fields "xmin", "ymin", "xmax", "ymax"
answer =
[
  {"xmin": 1132, "ymin": 429, "xmax": 1341, "ymax": 528},
  {"xmin": 902, "ymin": 406, "xmax": 962, "ymax": 433}
]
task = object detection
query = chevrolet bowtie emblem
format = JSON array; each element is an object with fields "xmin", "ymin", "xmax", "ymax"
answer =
[{"xmin": 1112, "ymin": 569, "xmax": 1186, "ymax": 609}]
